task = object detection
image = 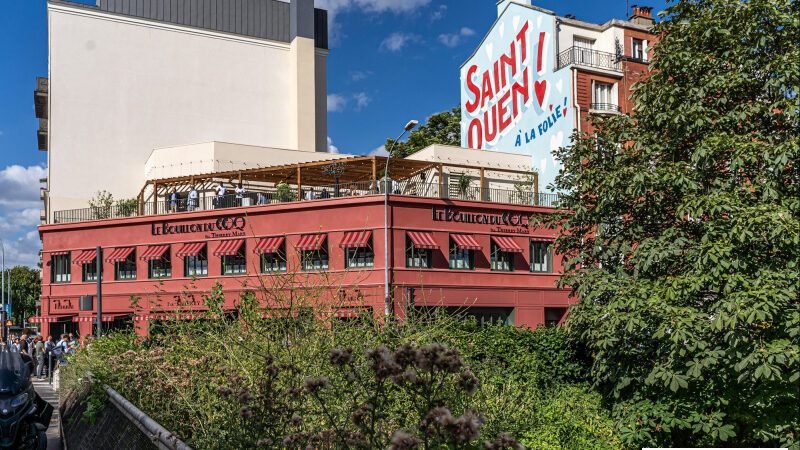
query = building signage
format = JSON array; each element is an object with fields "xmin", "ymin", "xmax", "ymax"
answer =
[
  {"xmin": 151, "ymin": 216, "xmax": 246, "ymax": 238},
  {"xmin": 460, "ymin": 0, "xmax": 574, "ymax": 193},
  {"xmin": 432, "ymin": 207, "xmax": 530, "ymax": 234},
  {"xmin": 51, "ymin": 298, "xmax": 75, "ymax": 311}
]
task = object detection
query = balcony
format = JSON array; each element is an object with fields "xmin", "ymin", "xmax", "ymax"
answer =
[
  {"xmin": 590, "ymin": 103, "xmax": 621, "ymax": 113},
  {"xmin": 557, "ymin": 47, "xmax": 621, "ymax": 72},
  {"xmin": 34, "ymin": 77, "xmax": 48, "ymax": 119},
  {"xmin": 37, "ymin": 118, "xmax": 48, "ymax": 151}
]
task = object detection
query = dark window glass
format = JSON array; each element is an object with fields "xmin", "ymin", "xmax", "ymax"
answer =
[
  {"xmin": 221, "ymin": 242, "xmax": 247, "ymax": 275},
  {"xmin": 345, "ymin": 237, "xmax": 374, "ymax": 269},
  {"xmin": 51, "ymin": 254, "xmax": 71, "ymax": 283},
  {"xmin": 114, "ymin": 250, "xmax": 137, "ymax": 280},
  {"xmin": 82, "ymin": 259, "xmax": 100, "ymax": 282},
  {"xmin": 260, "ymin": 242, "xmax": 287, "ymax": 273},
  {"xmin": 544, "ymin": 307, "xmax": 568, "ymax": 327},
  {"xmin": 148, "ymin": 249, "xmax": 172, "ymax": 279},
  {"xmin": 448, "ymin": 238, "xmax": 474, "ymax": 270},
  {"xmin": 530, "ymin": 241, "xmax": 553, "ymax": 273},
  {"xmin": 301, "ymin": 237, "xmax": 329, "ymax": 271},
  {"xmin": 184, "ymin": 245, "xmax": 208, "ymax": 277},
  {"xmin": 490, "ymin": 241, "xmax": 514, "ymax": 271},
  {"xmin": 406, "ymin": 236, "xmax": 432, "ymax": 269}
]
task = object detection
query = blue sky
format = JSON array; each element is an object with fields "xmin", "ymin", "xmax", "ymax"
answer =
[{"xmin": 0, "ymin": 0, "xmax": 667, "ymax": 266}]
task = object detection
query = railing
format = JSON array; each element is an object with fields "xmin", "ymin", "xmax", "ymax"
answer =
[
  {"xmin": 52, "ymin": 182, "xmax": 560, "ymax": 224},
  {"xmin": 557, "ymin": 46, "xmax": 621, "ymax": 71},
  {"xmin": 590, "ymin": 103, "xmax": 621, "ymax": 113}
]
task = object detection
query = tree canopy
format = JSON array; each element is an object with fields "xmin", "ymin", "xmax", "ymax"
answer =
[
  {"xmin": 384, "ymin": 106, "xmax": 461, "ymax": 158},
  {"xmin": 544, "ymin": 0, "xmax": 799, "ymax": 447},
  {"xmin": 8, "ymin": 266, "xmax": 41, "ymax": 326}
]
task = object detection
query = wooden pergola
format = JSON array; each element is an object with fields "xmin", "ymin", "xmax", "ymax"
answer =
[{"xmin": 138, "ymin": 155, "xmax": 537, "ymax": 210}]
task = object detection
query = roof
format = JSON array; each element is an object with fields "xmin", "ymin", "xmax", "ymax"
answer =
[{"xmin": 52, "ymin": 0, "xmax": 328, "ymax": 49}]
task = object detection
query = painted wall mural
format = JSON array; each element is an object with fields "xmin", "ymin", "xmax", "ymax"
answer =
[{"xmin": 460, "ymin": 1, "xmax": 574, "ymax": 192}]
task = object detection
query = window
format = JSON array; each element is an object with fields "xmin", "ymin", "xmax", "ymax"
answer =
[
  {"xmin": 593, "ymin": 81, "xmax": 612, "ymax": 104},
  {"xmin": 406, "ymin": 236, "xmax": 432, "ymax": 269},
  {"xmin": 490, "ymin": 241, "xmax": 514, "ymax": 271},
  {"xmin": 114, "ymin": 249, "xmax": 136, "ymax": 280},
  {"xmin": 51, "ymin": 254, "xmax": 71, "ymax": 283},
  {"xmin": 345, "ymin": 238, "xmax": 374, "ymax": 269},
  {"xmin": 301, "ymin": 237, "xmax": 329, "ymax": 271},
  {"xmin": 148, "ymin": 249, "xmax": 172, "ymax": 279},
  {"xmin": 573, "ymin": 37, "xmax": 594, "ymax": 65},
  {"xmin": 544, "ymin": 307, "xmax": 568, "ymax": 327},
  {"xmin": 632, "ymin": 38, "xmax": 646, "ymax": 61},
  {"xmin": 260, "ymin": 242, "xmax": 287, "ymax": 273},
  {"xmin": 221, "ymin": 242, "xmax": 247, "ymax": 275},
  {"xmin": 530, "ymin": 240, "xmax": 553, "ymax": 273},
  {"xmin": 449, "ymin": 238, "xmax": 475, "ymax": 270},
  {"xmin": 184, "ymin": 246, "xmax": 208, "ymax": 277},
  {"xmin": 82, "ymin": 260, "xmax": 100, "ymax": 282}
]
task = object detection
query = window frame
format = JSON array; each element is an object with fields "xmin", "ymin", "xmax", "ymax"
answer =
[
  {"xmin": 51, "ymin": 254, "xmax": 71, "ymax": 284},
  {"xmin": 344, "ymin": 236, "xmax": 374, "ymax": 269},
  {"xmin": 632, "ymin": 38, "xmax": 646, "ymax": 61},
  {"xmin": 260, "ymin": 240, "xmax": 287, "ymax": 274},
  {"xmin": 490, "ymin": 241, "xmax": 514, "ymax": 272},
  {"xmin": 183, "ymin": 244, "xmax": 208, "ymax": 278},
  {"xmin": 114, "ymin": 249, "xmax": 137, "ymax": 281},
  {"xmin": 300, "ymin": 236, "xmax": 329, "ymax": 272},
  {"xmin": 405, "ymin": 235, "xmax": 432, "ymax": 269},
  {"xmin": 530, "ymin": 240, "xmax": 554, "ymax": 273},
  {"xmin": 448, "ymin": 237, "xmax": 475, "ymax": 270},
  {"xmin": 82, "ymin": 259, "xmax": 100, "ymax": 282},
  {"xmin": 148, "ymin": 248, "xmax": 172, "ymax": 279},
  {"xmin": 221, "ymin": 241, "xmax": 247, "ymax": 275}
]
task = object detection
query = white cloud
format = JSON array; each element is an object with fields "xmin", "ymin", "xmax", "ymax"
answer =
[
  {"xmin": 353, "ymin": 92, "xmax": 371, "ymax": 110},
  {"xmin": 327, "ymin": 136, "xmax": 339, "ymax": 154},
  {"xmin": 368, "ymin": 145, "xmax": 388, "ymax": 156},
  {"xmin": 316, "ymin": 0, "xmax": 431, "ymax": 46},
  {"xmin": 380, "ymin": 32, "xmax": 420, "ymax": 52},
  {"xmin": 2, "ymin": 230, "xmax": 41, "ymax": 269},
  {"xmin": 438, "ymin": 27, "xmax": 476, "ymax": 48},
  {"xmin": 0, "ymin": 165, "xmax": 46, "ymax": 268},
  {"xmin": 327, "ymin": 93, "xmax": 348, "ymax": 112},
  {"xmin": 350, "ymin": 70, "xmax": 372, "ymax": 82},
  {"xmin": 0, "ymin": 165, "xmax": 46, "ymax": 210},
  {"xmin": 431, "ymin": 4, "xmax": 447, "ymax": 21}
]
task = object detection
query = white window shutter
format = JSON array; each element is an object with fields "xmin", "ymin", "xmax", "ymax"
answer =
[{"xmin": 643, "ymin": 40, "xmax": 648, "ymax": 61}]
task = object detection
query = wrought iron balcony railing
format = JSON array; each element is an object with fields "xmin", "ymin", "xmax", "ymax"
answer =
[
  {"xmin": 590, "ymin": 103, "xmax": 621, "ymax": 113},
  {"xmin": 557, "ymin": 47, "xmax": 621, "ymax": 72}
]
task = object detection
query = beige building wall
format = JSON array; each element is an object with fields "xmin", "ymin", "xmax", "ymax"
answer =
[{"xmin": 46, "ymin": 3, "xmax": 327, "ymax": 221}]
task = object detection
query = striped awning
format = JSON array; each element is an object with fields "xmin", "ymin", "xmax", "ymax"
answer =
[
  {"xmin": 340, "ymin": 230, "xmax": 372, "ymax": 248},
  {"xmin": 214, "ymin": 239, "xmax": 245, "ymax": 256},
  {"xmin": 260, "ymin": 310, "xmax": 300, "ymax": 319},
  {"xmin": 133, "ymin": 314, "xmax": 201, "ymax": 321},
  {"xmin": 50, "ymin": 251, "xmax": 69, "ymax": 256},
  {"xmin": 176, "ymin": 242, "xmax": 206, "ymax": 257},
  {"xmin": 295, "ymin": 234, "xmax": 326, "ymax": 251},
  {"xmin": 105, "ymin": 247, "xmax": 135, "ymax": 262},
  {"xmin": 531, "ymin": 237, "xmax": 554, "ymax": 242},
  {"xmin": 253, "ymin": 236, "xmax": 285, "ymax": 254},
  {"xmin": 491, "ymin": 236, "xmax": 523, "ymax": 253},
  {"xmin": 139, "ymin": 245, "xmax": 170, "ymax": 261},
  {"xmin": 451, "ymin": 234, "xmax": 482, "ymax": 251},
  {"xmin": 72, "ymin": 249, "xmax": 97, "ymax": 264},
  {"xmin": 332, "ymin": 309, "xmax": 362, "ymax": 318},
  {"xmin": 72, "ymin": 315, "xmax": 122, "ymax": 323},
  {"xmin": 407, "ymin": 231, "xmax": 439, "ymax": 249},
  {"xmin": 29, "ymin": 316, "xmax": 58, "ymax": 323}
]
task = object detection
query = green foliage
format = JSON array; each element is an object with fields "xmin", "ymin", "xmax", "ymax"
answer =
[
  {"xmin": 115, "ymin": 198, "xmax": 138, "ymax": 217},
  {"xmin": 8, "ymin": 266, "xmax": 40, "ymax": 326},
  {"xmin": 542, "ymin": 0, "xmax": 800, "ymax": 447},
  {"xmin": 386, "ymin": 106, "xmax": 461, "ymax": 158}
]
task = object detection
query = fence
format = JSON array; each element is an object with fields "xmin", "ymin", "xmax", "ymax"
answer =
[
  {"xmin": 557, "ymin": 46, "xmax": 621, "ymax": 71},
  {"xmin": 53, "ymin": 182, "xmax": 560, "ymax": 224}
]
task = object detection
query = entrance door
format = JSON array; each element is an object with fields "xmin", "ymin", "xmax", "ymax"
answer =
[{"xmin": 574, "ymin": 37, "xmax": 594, "ymax": 65}]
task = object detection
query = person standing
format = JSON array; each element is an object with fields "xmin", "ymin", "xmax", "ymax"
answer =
[
  {"xmin": 188, "ymin": 186, "xmax": 199, "ymax": 211},
  {"xmin": 169, "ymin": 188, "xmax": 179, "ymax": 213},
  {"xmin": 19, "ymin": 334, "xmax": 29, "ymax": 356},
  {"xmin": 68, "ymin": 333, "xmax": 79, "ymax": 351},
  {"xmin": 34, "ymin": 337, "xmax": 45, "ymax": 379},
  {"xmin": 235, "ymin": 183, "xmax": 246, "ymax": 206},
  {"xmin": 257, "ymin": 192, "xmax": 267, "ymax": 205},
  {"xmin": 44, "ymin": 335, "xmax": 55, "ymax": 376}
]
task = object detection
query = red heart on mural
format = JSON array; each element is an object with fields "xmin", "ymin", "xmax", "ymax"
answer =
[
  {"xmin": 534, "ymin": 80, "xmax": 547, "ymax": 107},
  {"xmin": 563, "ymin": 107, "xmax": 568, "ymax": 115}
]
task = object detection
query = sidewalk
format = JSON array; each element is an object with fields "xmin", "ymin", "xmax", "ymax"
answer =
[{"xmin": 32, "ymin": 378, "xmax": 61, "ymax": 450}]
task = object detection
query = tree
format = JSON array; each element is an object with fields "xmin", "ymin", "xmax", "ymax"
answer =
[
  {"xmin": 8, "ymin": 266, "xmax": 41, "ymax": 326},
  {"xmin": 543, "ymin": 0, "xmax": 799, "ymax": 447},
  {"xmin": 385, "ymin": 106, "xmax": 461, "ymax": 158}
]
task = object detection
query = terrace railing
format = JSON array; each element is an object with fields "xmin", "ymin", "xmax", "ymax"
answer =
[
  {"xmin": 52, "ymin": 181, "xmax": 560, "ymax": 224},
  {"xmin": 557, "ymin": 46, "xmax": 621, "ymax": 72}
]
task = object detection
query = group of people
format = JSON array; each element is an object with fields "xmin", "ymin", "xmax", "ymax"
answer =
[{"xmin": 4, "ymin": 332, "xmax": 92, "ymax": 379}]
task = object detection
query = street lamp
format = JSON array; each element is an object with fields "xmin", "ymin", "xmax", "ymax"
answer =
[{"xmin": 384, "ymin": 120, "xmax": 418, "ymax": 317}]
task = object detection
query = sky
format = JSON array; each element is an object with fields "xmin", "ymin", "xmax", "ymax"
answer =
[{"xmin": 0, "ymin": 0, "xmax": 668, "ymax": 267}]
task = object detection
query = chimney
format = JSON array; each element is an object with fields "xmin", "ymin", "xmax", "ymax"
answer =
[{"xmin": 629, "ymin": 5, "xmax": 655, "ymax": 26}]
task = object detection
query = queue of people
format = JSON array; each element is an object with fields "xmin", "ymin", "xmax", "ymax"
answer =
[{"xmin": 4, "ymin": 332, "xmax": 95, "ymax": 380}]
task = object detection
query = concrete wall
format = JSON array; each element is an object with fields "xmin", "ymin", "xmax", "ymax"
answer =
[{"xmin": 47, "ymin": 2, "xmax": 326, "ymax": 220}]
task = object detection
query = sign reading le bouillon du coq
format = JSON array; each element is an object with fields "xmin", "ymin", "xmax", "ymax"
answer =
[{"xmin": 460, "ymin": 0, "xmax": 574, "ymax": 192}]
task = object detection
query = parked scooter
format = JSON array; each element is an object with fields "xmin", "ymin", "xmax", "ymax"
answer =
[{"xmin": 0, "ymin": 349, "xmax": 52, "ymax": 449}]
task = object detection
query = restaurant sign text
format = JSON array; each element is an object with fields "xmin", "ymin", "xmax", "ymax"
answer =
[
  {"xmin": 432, "ymin": 207, "xmax": 530, "ymax": 234},
  {"xmin": 151, "ymin": 216, "xmax": 246, "ymax": 238}
]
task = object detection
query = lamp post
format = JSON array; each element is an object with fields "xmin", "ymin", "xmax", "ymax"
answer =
[{"xmin": 384, "ymin": 120, "xmax": 418, "ymax": 317}]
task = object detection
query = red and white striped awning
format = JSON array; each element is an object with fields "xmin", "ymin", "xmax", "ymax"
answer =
[
  {"xmin": 530, "ymin": 236, "xmax": 554, "ymax": 242},
  {"xmin": 295, "ymin": 234, "xmax": 326, "ymax": 251},
  {"xmin": 105, "ymin": 247, "xmax": 135, "ymax": 262},
  {"xmin": 50, "ymin": 251, "xmax": 69, "ymax": 256},
  {"xmin": 450, "ymin": 234, "xmax": 482, "ymax": 250},
  {"xmin": 260, "ymin": 310, "xmax": 300, "ymax": 318},
  {"xmin": 331, "ymin": 309, "xmax": 363, "ymax": 318},
  {"xmin": 491, "ymin": 236, "xmax": 523, "ymax": 253},
  {"xmin": 253, "ymin": 236, "xmax": 285, "ymax": 254},
  {"xmin": 29, "ymin": 316, "xmax": 58, "ymax": 323},
  {"xmin": 72, "ymin": 249, "xmax": 97, "ymax": 264},
  {"xmin": 133, "ymin": 314, "xmax": 202, "ymax": 321},
  {"xmin": 139, "ymin": 245, "xmax": 170, "ymax": 261},
  {"xmin": 176, "ymin": 242, "xmax": 206, "ymax": 257},
  {"xmin": 72, "ymin": 315, "xmax": 124, "ymax": 323},
  {"xmin": 214, "ymin": 239, "xmax": 245, "ymax": 256},
  {"xmin": 340, "ymin": 230, "xmax": 372, "ymax": 248},
  {"xmin": 407, "ymin": 231, "xmax": 439, "ymax": 249}
]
